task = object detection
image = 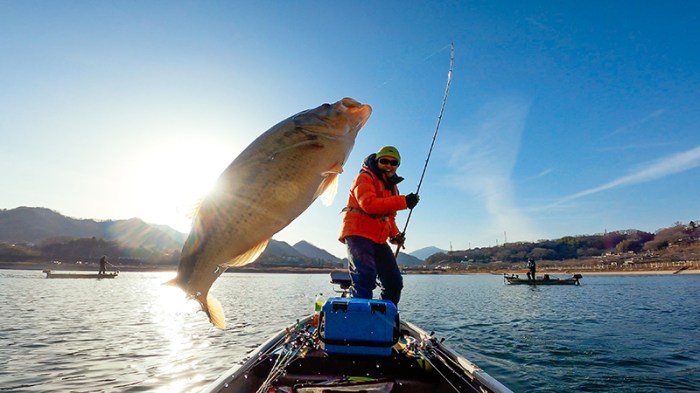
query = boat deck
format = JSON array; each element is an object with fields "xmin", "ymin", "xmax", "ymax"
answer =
[
  {"xmin": 239, "ymin": 350, "xmax": 444, "ymax": 392},
  {"xmin": 203, "ymin": 317, "xmax": 512, "ymax": 393}
]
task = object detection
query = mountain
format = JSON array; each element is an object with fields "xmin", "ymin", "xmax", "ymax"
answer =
[
  {"xmin": 0, "ymin": 207, "xmax": 185, "ymax": 251},
  {"xmin": 409, "ymin": 246, "xmax": 447, "ymax": 261},
  {"xmin": 0, "ymin": 206, "xmax": 435, "ymax": 268},
  {"xmin": 151, "ymin": 224, "xmax": 189, "ymax": 245},
  {"xmin": 0, "ymin": 207, "xmax": 99, "ymax": 242},
  {"xmin": 293, "ymin": 241, "xmax": 424, "ymax": 267},
  {"xmin": 293, "ymin": 241, "xmax": 343, "ymax": 264},
  {"xmin": 262, "ymin": 239, "xmax": 306, "ymax": 258},
  {"xmin": 252, "ymin": 239, "xmax": 342, "ymax": 268},
  {"xmin": 397, "ymin": 252, "xmax": 424, "ymax": 266}
]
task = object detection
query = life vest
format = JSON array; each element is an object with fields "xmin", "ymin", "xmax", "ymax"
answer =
[{"xmin": 339, "ymin": 162, "xmax": 408, "ymax": 245}]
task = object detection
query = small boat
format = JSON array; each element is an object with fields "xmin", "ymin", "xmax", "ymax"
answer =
[
  {"xmin": 202, "ymin": 273, "xmax": 513, "ymax": 393},
  {"xmin": 503, "ymin": 273, "xmax": 582, "ymax": 286},
  {"xmin": 42, "ymin": 269, "xmax": 119, "ymax": 279}
]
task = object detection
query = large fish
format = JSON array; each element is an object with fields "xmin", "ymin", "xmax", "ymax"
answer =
[{"xmin": 167, "ymin": 97, "xmax": 372, "ymax": 329}]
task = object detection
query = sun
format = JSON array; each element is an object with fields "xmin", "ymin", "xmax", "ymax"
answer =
[{"xmin": 127, "ymin": 138, "xmax": 234, "ymax": 233}]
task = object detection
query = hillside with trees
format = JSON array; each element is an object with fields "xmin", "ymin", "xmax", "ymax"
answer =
[
  {"xmin": 0, "ymin": 207, "xmax": 345, "ymax": 270},
  {"xmin": 1, "ymin": 207, "xmax": 698, "ymax": 272},
  {"xmin": 0, "ymin": 207, "xmax": 185, "ymax": 251},
  {"xmin": 424, "ymin": 222, "xmax": 700, "ymax": 271}
]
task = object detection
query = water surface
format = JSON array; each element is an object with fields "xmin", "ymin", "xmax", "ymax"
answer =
[{"xmin": 0, "ymin": 271, "xmax": 698, "ymax": 392}]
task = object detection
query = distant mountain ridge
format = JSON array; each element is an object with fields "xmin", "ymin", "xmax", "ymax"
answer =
[
  {"xmin": 396, "ymin": 252, "xmax": 424, "ymax": 266},
  {"xmin": 409, "ymin": 246, "xmax": 447, "ymax": 261},
  {"xmin": 7, "ymin": 206, "xmax": 695, "ymax": 270},
  {"xmin": 0, "ymin": 207, "xmax": 347, "ymax": 263},
  {"xmin": 0, "ymin": 207, "xmax": 186, "ymax": 251},
  {"xmin": 293, "ymin": 241, "xmax": 343, "ymax": 264},
  {"xmin": 0, "ymin": 207, "xmax": 433, "ymax": 266}
]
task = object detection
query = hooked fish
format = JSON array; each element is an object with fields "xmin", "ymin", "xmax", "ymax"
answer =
[{"xmin": 167, "ymin": 97, "xmax": 372, "ymax": 329}]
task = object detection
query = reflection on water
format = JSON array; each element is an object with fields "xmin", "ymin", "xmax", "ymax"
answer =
[{"xmin": 0, "ymin": 271, "xmax": 698, "ymax": 392}]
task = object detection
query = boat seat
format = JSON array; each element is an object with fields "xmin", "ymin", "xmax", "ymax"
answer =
[{"xmin": 330, "ymin": 271, "xmax": 352, "ymax": 290}]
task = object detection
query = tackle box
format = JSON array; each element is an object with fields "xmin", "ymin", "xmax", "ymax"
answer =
[{"xmin": 319, "ymin": 297, "xmax": 399, "ymax": 357}]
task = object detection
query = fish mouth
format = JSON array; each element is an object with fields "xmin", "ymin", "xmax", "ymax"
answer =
[
  {"xmin": 338, "ymin": 97, "xmax": 365, "ymax": 109},
  {"xmin": 337, "ymin": 97, "xmax": 372, "ymax": 128},
  {"xmin": 295, "ymin": 98, "xmax": 372, "ymax": 136}
]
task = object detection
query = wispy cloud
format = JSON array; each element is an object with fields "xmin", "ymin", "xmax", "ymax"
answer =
[
  {"xmin": 558, "ymin": 145, "xmax": 700, "ymax": 203},
  {"xmin": 521, "ymin": 168, "xmax": 553, "ymax": 181},
  {"xmin": 526, "ymin": 17, "xmax": 551, "ymax": 31},
  {"xmin": 445, "ymin": 97, "xmax": 544, "ymax": 241},
  {"xmin": 605, "ymin": 109, "xmax": 665, "ymax": 139},
  {"xmin": 537, "ymin": 168, "xmax": 553, "ymax": 177},
  {"xmin": 597, "ymin": 141, "xmax": 676, "ymax": 152}
]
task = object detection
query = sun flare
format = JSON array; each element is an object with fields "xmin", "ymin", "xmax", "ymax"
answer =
[{"xmin": 127, "ymin": 138, "xmax": 234, "ymax": 233}]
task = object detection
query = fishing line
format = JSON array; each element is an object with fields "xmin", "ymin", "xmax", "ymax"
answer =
[
  {"xmin": 256, "ymin": 332, "xmax": 299, "ymax": 392},
  {"xmin": 376, "ymin": 43, "xmax": 454, "ymax": 89},
  {"xmin": 413, "ymin": 340, "xmax": 466, "ymax": 393},
  {"xmin": 256, "ymin": 322, "xmax": 317, "ymax": 393},
  {"xmin": 395, "ymin": 43, "xmax": 455, "ymax": 257}
]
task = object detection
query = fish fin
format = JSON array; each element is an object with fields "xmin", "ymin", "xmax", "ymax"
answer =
[
  {"xmin": 205, "ymin": 293, "xmax": 226, "ymax": 329},
  {"xmin": 317, "ymin": 173, "xmax": 339, "ymax": 206},
  {"xmin": 184, "ymin": 197, "xmax": 204, "ymax": 220},
  {"xmin": 316, "ymin": 163, "xmax": 343, "ymax": 206},
  {"xmin": 224, "ymin": 239, "xmax": 269, "ymax": 267},
  {"xmin": 164, "ymin": 278, "xmax": 178, "ymax": 286}
]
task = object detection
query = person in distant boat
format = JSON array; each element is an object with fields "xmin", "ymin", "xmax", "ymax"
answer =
[
  {"xmin": 527, "ymin": 258, "xmax": 536, "ymax": 280},
  {"xmin": 98, "ymin": 255, "xmax": 108, "ymax": 275},
  {"xmin": 339, "ymin": 146, "xmax": 419, "ymax": 306}
]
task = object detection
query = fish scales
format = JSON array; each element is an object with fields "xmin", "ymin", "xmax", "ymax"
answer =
[{"xmin": 167, "ymin": 98, "xmax": 372, "ymax": 328}]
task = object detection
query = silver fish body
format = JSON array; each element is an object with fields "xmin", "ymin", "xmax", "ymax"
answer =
[{"xmin": 168, "ymin": 98, "xmax": 372, "ymax": 328}]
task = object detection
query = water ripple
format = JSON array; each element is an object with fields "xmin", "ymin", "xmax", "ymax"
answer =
[{"xmin": 0, "ymin": 271, "xmax": 698, "ymax": 392}]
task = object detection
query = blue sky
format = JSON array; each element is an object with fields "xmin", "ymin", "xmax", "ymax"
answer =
[{"xmin": 2, "ymin": 1, "xmax": 699, "ymax": 258}]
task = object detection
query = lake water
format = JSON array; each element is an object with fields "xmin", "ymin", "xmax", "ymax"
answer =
[{"xmin": 0, "ymin": 270, "xmax": 698, "ymax": 392}]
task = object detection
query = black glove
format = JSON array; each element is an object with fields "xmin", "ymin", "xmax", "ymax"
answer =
[
  {"xmin": 405, "ymin": 193, "xmax": 420, "ymax": 209},
  {"xmin": 390, "ymin": 232, "xmax": 406, "ymax": 247}
]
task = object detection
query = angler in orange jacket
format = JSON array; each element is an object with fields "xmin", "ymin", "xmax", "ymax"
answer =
[{"xmin": 339, "ymin": 146, "xmax": 419, "ymax": 305}]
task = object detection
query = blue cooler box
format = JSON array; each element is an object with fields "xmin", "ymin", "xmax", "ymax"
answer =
[{"xmin": 320, "ymin": 297, "xmax": 399, "ymax": 357}]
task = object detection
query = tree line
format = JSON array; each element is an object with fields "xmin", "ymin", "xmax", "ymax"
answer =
[
  {"xmin": 0, "ymin": 236, "xmax": 334, "ymax": 269},
  {"xmin": 0, "ymin": 236, "xmax": 179, "ymax": 266},
  {"xmin": 426, "ymin": 222, "xmax": 700, "ymax": 265},
  {"xmin": 2, "ymin": 221, "xmax": 698, "ymax": 268}
]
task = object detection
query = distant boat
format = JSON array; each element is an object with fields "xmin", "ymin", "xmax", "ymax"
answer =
[
  {"xmin": 503, "ymin": 273, "xmax": 582, "ymax": 286},
  {"xmin": 42, "ymin": 269, "xmax": 119, "ymax": 279}
]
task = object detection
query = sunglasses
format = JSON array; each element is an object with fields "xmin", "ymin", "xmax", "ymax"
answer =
[{"xmin": 378, "ymin": 158, "xmax": 400, "ymax": 166}]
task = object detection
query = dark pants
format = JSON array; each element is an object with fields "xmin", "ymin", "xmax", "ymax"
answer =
[{"xmin": 345, "ymin": 236, "xmax": 403, "ymax": 305}]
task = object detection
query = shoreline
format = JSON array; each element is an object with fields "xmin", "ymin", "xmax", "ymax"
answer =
[
  {"xmin": 497, "ymin": 269, "xmax": 700, "ymax": 276},
  {"xmin": 548, "ymin": 269, "xmax": 700, "ymax": 276},
  {"xmin": 6, "ymin": 265, "xmax": 699, "ymax": 276}
]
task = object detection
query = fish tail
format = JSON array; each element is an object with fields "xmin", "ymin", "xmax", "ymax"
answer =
[
  {"xmin": 204, "ymin": 293, "xmax": 226, "ymax": 330},
  {"xmin": 163, "ymin": 277, "xmax": 225, "ymax": 329}
]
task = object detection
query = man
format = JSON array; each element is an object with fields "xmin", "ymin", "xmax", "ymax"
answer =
[
  {"xmin": 98, "ymin": 255, "xmax": 108, "ymax": 275},
  {"xmin": 527, "ymin": 258, "xmax": 536, "ymax": 280},
  {"xmin": 339, "ymin": 146, "xmax": 419, "ymax": 305}
]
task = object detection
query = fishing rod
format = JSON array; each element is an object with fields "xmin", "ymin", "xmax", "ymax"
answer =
[
  {"xmin": 395, "ymin": 43, "xmax": 454, "ymax": 258},
  {"xmin": 103, "ymin": 258, "xmax": 120, "ymax": 272}
]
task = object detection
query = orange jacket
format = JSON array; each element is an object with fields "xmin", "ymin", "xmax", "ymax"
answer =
[{"xmin": 339, "ymin": 157, "xmax": 408, "ymax": 244}]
